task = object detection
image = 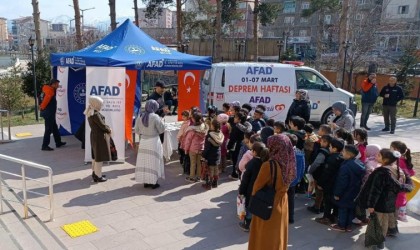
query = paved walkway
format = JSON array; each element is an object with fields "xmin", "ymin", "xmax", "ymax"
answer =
[{"xmin": 0, "ymin": 114, "xmax": 420, "ymax": 249}]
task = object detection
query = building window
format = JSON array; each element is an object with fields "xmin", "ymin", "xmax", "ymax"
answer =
[
  {"xmin": 284, "ymin": 1, "xmax": 296, "ymax": 13},
  {"xmin": 284, "ymin": 16, "xmax": 295, "ymax": 24},
  {"xmin": 299, "ymin": 30, "xmax": 307, "ymax": 37},
  {"xmin": 302, "ymin": 2, "xmax": 310, "ymax": 10},
  {"xmin": 267, "ymin": 31, "xmax": 274, "ymax": 37},
  {"xmin": 355, "ymin": 13, "xmax": 363, "ymax": 20},
  {"xmin": 300, "ymin": 17, "xmax": 308, "ymax": 23},
  {"xmin": 398, "ymin": 5, "xmax": 409, "ymax": 14},
  {"xmin": 324, "ymin": 15, "xmax": 331, "ymax": 24},
  {"xmin": 238, "ymin": 2, "xmax": 246, "ymax": 9}
]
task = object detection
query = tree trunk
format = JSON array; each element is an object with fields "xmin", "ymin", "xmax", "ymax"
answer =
[
  {"xmin": 214, "ymin": 0, "xmax": 222, "ymax": 62},
  {"xmin": 253, "ymin": 0, "xmax": 259, "ymax": 62},
  {"xmin": 72, "ymin": 0, "xmax": 83, "ymax": 50},
  {"xmin": 134, "ymin": 0, "xmax": 139, "ymax": 27},
  {"xmin": 109, "ymin": 0, "xmax": 117, "ymax": 31},
  {"xmin": 31, "ymin": 0, "xmax": 42, "ymax": 55},
  {"xmin": 337, "ymin": 0, "xmax": 350, "ymax": 88},
  {"xmin": 176, "ymin": 0, "xmax": 182, "ymax": 48},
  {"xmin": 315, "ymin": 12, "xmax": 324, "ymax": 71}
]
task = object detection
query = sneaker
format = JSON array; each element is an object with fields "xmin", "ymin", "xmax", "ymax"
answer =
[
  {"xmin": 307, "ymin": 206, "xmax": 320, "ymax": 214},
  {"xmin": 364, "ymin": 126, "xmax": 371, "ymax": 131},
  {"xmin": 172, "ymin": 112, "xmax": 177, "ymax": 115},
  {"xmin": 185, "ymin": 177, "xmax": 196, "ymax": 183},
  {"xmin": 382, "ymin": 128, "xmax": 390, "ymax": 132},
  {"xmin": 41, "ymin": 146, "xmax": 54, "ymax": 151},
  {"xmin": 390, "ymin": 130, "xmax": 395, "ymax": 134},
  {"xmin": 195, "ymin": 177, "xmax": 201, "ymax": 182},
  {"xmin": 315, "ymin": 217, "xmax": 331, "ymax": 226},
  {"xmin": 238, "ymin": 222, "xmax": 250, "ymax": 232},
  {"xmin": 330, "ymin": 224, "xmax": 346, "ymax": 232},
  {"xmin": 151, "ymin": 183, "xmax": 160, "ymax": 189},
  {"xmin": 56, "ymin": 142, "xmax": 66, "ymax": 148},
  {"xmin": 352, "ymin": 218, "xmax": 362, "ymax": 225},
  {"xmin": 202, "ymin": 183, "xmax": 211, "ymax": 190},
  {"xmin": 345, "ymin": 227, "xmax": 353, "ymax": 232}
]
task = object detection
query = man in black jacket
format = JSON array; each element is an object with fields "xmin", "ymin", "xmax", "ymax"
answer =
[
  {"xmin": 164, "ymin": 87, "xmax": 178, "ymax": 115},
  {"xmin": 147, "ymin": 80, "xmax": 170, "ymax": 117},
  {"xmin": 379, "ymin": 76, "xmax": 404, "ymax": 134}
]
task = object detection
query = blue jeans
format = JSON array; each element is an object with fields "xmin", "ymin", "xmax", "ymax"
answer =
[
  {"xmin": 338, "ymin": 207, "xmax": 354, "ymax": 229},
  {"xmin": 360, "ymin": 102, "xmax": 374, "ymax": 127}
]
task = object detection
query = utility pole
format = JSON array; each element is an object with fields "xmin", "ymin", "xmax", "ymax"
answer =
[{"xmin": 134, "ymin": 0, "xmax": 139, "ymax": 27}]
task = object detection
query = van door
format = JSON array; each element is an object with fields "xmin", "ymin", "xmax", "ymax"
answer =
[
  {"xmin": 295, "ymin": 69, "xmax": 333, "ymax": 122},
  {"xmin": 210, "ymin": 67, "xmax": 226, "ymax": 109}
]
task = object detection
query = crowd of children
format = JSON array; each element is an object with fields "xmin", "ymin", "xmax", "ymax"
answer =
[{"xmin": 176, "ymin": 101, "xmax": 416, "ymax": 250}]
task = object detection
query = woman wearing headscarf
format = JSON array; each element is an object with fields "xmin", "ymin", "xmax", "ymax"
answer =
[
  {"xmin": 330, "ymin": 101, "xmax": 354, "ymax": 132},
  {"xmin": 135, "ymin": 100, "xmax": 166, "ymax": 189},
  {"xmin": 285, "ymin": 89, "xmax": 311, "ymax": 125},
  {"xmin": 248, "ymin": 134, "xmax": 296, "ymax": 250},
  {"xmin": 84, "ymin": 96, "xmax": 111, "ymax": 182}
]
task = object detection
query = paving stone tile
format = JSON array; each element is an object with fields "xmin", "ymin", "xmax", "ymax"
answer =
[{"xmin": 91, "ymin": 229, "xmax": 145, "ymax": 250}]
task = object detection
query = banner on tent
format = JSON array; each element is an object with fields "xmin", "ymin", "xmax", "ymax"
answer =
[
  {"xmin": 56, "ymin": 66, "xmax": 71, "ymax": 134},
  {"xmin": 125, "ymin": 70, "xmax": 137, "ymax": 145},
  {"xmin": 85, "ymin": 67, "xmax": 126, "ymax": 162},
  {"xmin": 177, "ymin": 70, "xmax": 201, "ymax": 121}
]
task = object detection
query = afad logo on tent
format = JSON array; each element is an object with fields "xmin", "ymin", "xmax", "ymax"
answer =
[{"xmin": 90, "ymin": 83, "xmax": 122, "ymax": 96}]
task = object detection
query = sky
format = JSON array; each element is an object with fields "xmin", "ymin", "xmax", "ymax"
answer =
[{"xmin": 0, "ymin": 0, "xmax": 148, "ymax": 26}]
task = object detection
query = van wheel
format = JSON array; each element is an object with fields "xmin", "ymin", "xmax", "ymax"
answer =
[{"xmin": 321, "ymin": 109, "xmax": 336, "ymax": 125}]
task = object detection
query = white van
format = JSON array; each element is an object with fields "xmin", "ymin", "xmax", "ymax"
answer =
[{"xmin": 201, "ymin": 62, "xmax": 356, "ymax": 124}]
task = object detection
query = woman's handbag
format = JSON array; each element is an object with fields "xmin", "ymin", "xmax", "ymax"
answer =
[
  {"xmin": 364, "ymin": 213, "xmax": 385, "ymax": 247},
  {"xmin": 109, "ymin": 136, "xmax": 118, "ymax": 161},
  {"xmin": 248, "ymin": 160, "xmax": 277, "ymax": 220}
]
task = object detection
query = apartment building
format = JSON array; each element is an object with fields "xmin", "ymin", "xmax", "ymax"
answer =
[
  {"xmin": 11, "ymin": 16, "xmax": 49, "ymax": 51},
  {"xmin": 377, "ymin": 0, "xmax": 420, "ymax": 53},
  {"xmin": 137, "ymin": 8, "xmax": 174, "ymax": 28},
  {"xmin": 0, "ymin": 17, "xmax": 8, "ymax": 50}
]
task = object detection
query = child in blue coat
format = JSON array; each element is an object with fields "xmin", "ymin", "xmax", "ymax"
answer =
[{"xmin": 331, "ymin": 144, "xmax": 365, "ymax": 232}]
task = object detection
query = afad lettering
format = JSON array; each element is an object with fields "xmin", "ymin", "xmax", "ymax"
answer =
[
  {"xmin": 146, "ymin": 60, "xmax": 164, "ymax": 68},
  {"xmin": 246, "ymin": 66, "xmax": 273, "ymax": 75},
  {"xmin": 249, "ymin": 96, "xmax": 271, "ymax": 103},
  {"xmin": 90, "ymin": 86, "xmax": 120, "ymax": 96}
]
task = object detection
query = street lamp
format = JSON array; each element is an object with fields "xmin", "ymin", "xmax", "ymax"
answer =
[
  {"xmin": 277, "ymin": 40, "xmax": 284, "ymax": 62},
  {"xmin": 28, "ymin": 36, "xmax": 38, "ymax": 122},
  {"xmin": 342, "ymin": 41, "xmax": 352, "ymax": 88},
  {"xmin": 68, "ymin": 5, "xmax": 95, "ymax": 35}
]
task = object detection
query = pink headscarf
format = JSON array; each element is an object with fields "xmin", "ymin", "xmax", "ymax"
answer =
[
  {"xmin": 217, "ymin": 113, "xmax": 229, "ymax": 123},
  {"xmin": 267, "ymin": 134, "xmax": 297, "ymax": 186}
]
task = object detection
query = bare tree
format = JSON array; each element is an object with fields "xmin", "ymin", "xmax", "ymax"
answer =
[
  {"xmin": 31, "ymin": 0, "xmax": 42, "ymax": 55},
  {"xmin": 72, "ymin": 0, "xmax": 83, "ymax": 50},
  {"xmin": 214, "ymin": 0, "xmax": 222, "ymax": 62},
  {"xmin": 109, "ymin": 0, "xmax": 117, "ymax": 31},
  {"xmin": 176, "ymin": 0, "xmax": 182, "ymax": 48},
  {"xmin": 336, "ymin": 0, "xmax": 350, "ymax": 88}
]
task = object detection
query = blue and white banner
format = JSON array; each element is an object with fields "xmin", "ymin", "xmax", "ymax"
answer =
[
  {"xmin": 56, "ymin": 66, "xmax": 71, "ymax": 134},
  {"xmin": 85, "ymin": 67, "xmax": 126, "ymax": 162}
]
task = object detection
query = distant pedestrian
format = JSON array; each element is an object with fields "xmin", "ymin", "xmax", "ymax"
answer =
[
  {"xmin": 330, "ymin": 101, "xmax": 354, "ymax": 132},
  {"xmin": 379, "ymin": 76, "xmax": 404, "ymax": 134},
  {"xmin": 360, "ymin": 73, "xmax": 379, "ymax": 130},
  {"xmin": 40, "ymin": 78, "xmax": 66, "ymax": 151}
]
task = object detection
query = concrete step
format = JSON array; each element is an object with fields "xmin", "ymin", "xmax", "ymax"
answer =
[{"xmin": 1, "ymin": 186, "xmax": 67, "ymax": 250}]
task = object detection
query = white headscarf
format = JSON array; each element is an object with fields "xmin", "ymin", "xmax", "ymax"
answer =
[{"xmin": 84, "ymin": 96, "xmax": 104, "ymax": 117}]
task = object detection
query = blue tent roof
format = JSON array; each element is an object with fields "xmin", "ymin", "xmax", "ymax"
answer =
[{"xmin": 50, "ymin": 19, "xmax": 212, "ymax": 70}]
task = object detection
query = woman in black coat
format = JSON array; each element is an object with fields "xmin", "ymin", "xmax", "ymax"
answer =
[
  {"xmin": 285, "ymin": 89, "xmax": 311, "ymax": 124},
  {"xmin": 238, "ymin": 142, "xmax": 269, "ymax": 231}
]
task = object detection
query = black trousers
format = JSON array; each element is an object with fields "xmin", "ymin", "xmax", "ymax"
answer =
[
  {"xmin": 323, "ymin": 192, "xmax": 338, "ymax": 221},
  {"xmin": 288, "ymin": 186, "xmax": 296, "ymax": 222},
  {"xmin": 42, "ymin": 115, "xmax": 62, "ymax": 148}
]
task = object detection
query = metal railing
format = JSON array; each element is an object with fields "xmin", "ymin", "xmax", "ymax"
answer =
[
  {"xmin": 0, "ymin": 109, "xmax": 11, "ymax": 142},
  {"xmin": 0, "ymin": 154, "xmax": 54, "ymax": 221}
]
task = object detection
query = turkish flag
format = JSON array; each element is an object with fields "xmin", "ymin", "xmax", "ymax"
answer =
[
  {"xmin": 125, "ymin": 69, "xmax": 137, "ymax": 145},
  {"xmin": 178, "ymin": 70, "xmax": 201, "ymax": 121}
]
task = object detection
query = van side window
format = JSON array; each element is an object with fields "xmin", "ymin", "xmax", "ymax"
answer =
[
  {"xmin": 296, "ymin": 70, "xmax": 332, "ymax": 91},
  {"xmin": 221, "ymin": 69, "xmax": 225, "ymax": 87}
]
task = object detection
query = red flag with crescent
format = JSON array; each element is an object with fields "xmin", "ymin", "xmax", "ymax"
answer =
[{"xmin": 178, "ymin": 70, "xmax": 201, "ymax": 121}]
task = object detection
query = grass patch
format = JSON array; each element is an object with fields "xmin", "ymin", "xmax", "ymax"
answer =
[
  {"xmin": 1, "ymin": 110, "xmax": 42, "ymax": 128},
  {"xmin": 354, "ymin": 94, "xmax": 420, "ymax": 119}
]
